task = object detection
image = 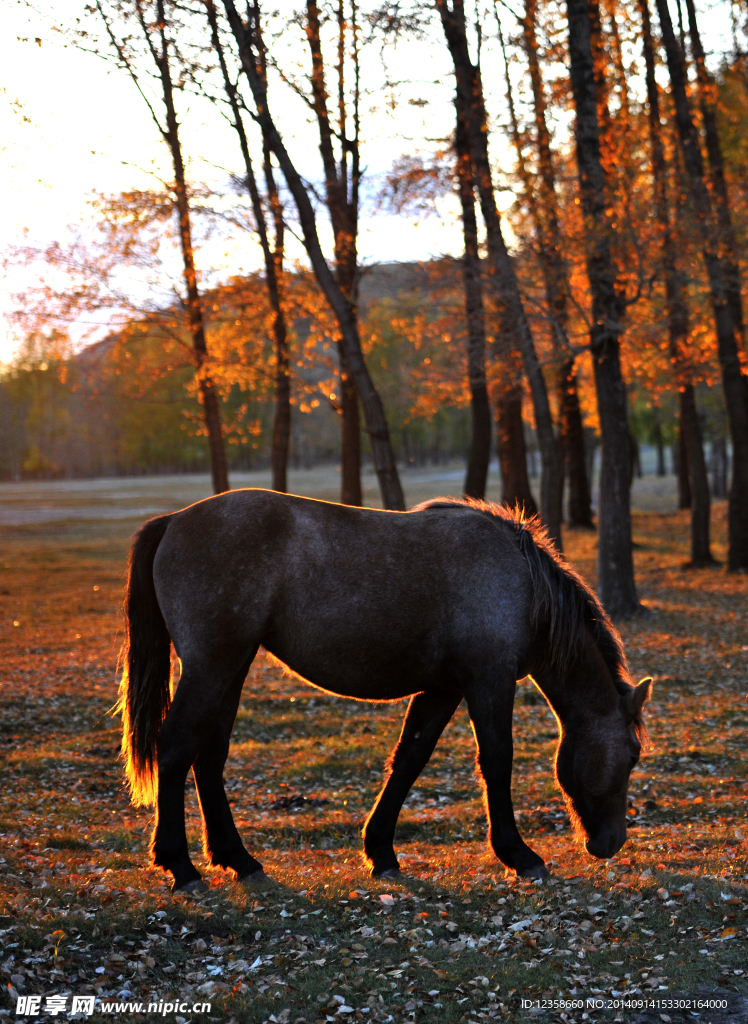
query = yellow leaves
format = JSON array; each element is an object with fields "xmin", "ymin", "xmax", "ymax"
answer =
[
  {"xmin": 47, "ymin": 930, "xmax": 67, "ymax": 961},
  {"xmin": 362, "ymin": 282, "xmax": 472, "ymax": 423}
]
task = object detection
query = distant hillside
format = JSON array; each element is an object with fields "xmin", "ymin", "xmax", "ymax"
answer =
[{"xmin": 358, "ymin": 259, "xmax": 458, "ymax": 305}]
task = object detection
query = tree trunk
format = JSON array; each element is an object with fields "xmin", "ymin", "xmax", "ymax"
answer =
[
  {"xmin": 153, "ymin": 1, "xmax": 228, "ymax": 494},
  {"xmin": 653, "ymin": 417, "xmax": 666, "ymax": 476},
  {"xmin": 437, "ymin": 0, "xmax": 562, "ymax": 548},
  {"xmin": 224, "ymin": 0, "xmax": 404, "ymax": 509},
  {"xmin": 559, "ymin": 358, "xmax": 594, "ymax": 527},
  {"xmin": 628, "ymin": 429, "xmax": 641, "ymax": 486},
  {"xmin": 638, "ymin": 0, "xmax": 715, "ymax": 563},
  {"xmin": 206, "ymin": 1, "xmax": 289, "ymax": 492},
  {"xmin": 338, "ymin": 343, "xmax": 362, "ymax": 506},
  {"xmin": 586, "ymin": 435, "xmax": 598, "ymax": 495},
  {"xmin": 513, "ymin": 1, "xmax": 593, "ymax": 528},
  {"xmin": 681, "ymin": 384, "xmax": 715, "ymax": 565},
  {"xmin": 655, "ymin": 0, "xmax": 748, "ymax": 570},
  {"xmin": 677, "ymin": 416, "xmax": 691, "ymax": 508},
  {"xmin": 712, "ymin": 434, "xmax": 728, "ymax": 498},
  {"xmin": 263, "ymin": 140, "xmax": 292, "ymax": 494},
  {"xmin": 455, "ymin": 112, "xmax": 491, "ymax": 499},
  {"xmin": 684, "ymin": 0, "xmax": 746, "ymax": 343},
  {"xmin": 305, "ymin": 0, "xmax": 364, "ymax": 505},
  {"xmin": 495, "ymin": 385, "xmax": 538, "ymax": 516},
  {"xmin": 199, "ymin": 384, "xmax": 229, "ymax": 495},
  {"xmin": 271, "ymin": 361, "xmax": 292, "ymax": 493},
  {"xmin": 566, "ymin": 0, "xmax": 641, "ymax": 617}
]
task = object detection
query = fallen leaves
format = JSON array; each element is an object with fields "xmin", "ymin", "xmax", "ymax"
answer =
[{"xmin": 0, "ymin": 495, "xmax": 746, "ymax": 1022}]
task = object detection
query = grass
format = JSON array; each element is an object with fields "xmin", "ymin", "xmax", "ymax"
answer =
[{"xmin": 0, "ymin": 474, "xmax": 746, "ymax": 1023}]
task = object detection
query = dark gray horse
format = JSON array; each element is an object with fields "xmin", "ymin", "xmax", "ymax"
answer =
[{"xmin": 118, "ymin": 490, "xmax": 650, "ymax": 893}]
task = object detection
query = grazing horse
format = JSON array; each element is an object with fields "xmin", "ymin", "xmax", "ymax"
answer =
[{"xmin": 118, "ymin": 490, "xmax": 650, "ymax": 893}]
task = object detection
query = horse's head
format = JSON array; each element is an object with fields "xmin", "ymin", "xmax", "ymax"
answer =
[{"xmin": 554, "ymin": 676, "xmax": 651, "ymax": 859}]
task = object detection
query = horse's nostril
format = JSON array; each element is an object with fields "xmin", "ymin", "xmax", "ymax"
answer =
[{"xmin": 585, "ymin": 829, "xmax": 624, "ymax": 860}]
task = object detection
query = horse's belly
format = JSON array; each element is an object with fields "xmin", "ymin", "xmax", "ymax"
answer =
[{"xmin": 263, "ymin": 642, "xmax": 435, "ymax": 702}]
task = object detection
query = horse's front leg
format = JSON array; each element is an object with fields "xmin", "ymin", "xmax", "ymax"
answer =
[
  {"xmin": 464, "ymin": 677, "xmax": 548, "ymax": 879},
  {"xmin": 362, "ymin": 688, "xmax": 461, "ymax": 877}
]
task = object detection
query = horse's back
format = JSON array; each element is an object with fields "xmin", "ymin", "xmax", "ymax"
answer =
[{"xmin": 152, "ymin": 490, "xmax": 534, "ymax": 694}]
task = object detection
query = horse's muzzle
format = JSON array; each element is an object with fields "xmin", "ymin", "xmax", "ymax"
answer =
[{"xmin": 585, "ymin": 827, "xmax": 626, "ymax": 860}]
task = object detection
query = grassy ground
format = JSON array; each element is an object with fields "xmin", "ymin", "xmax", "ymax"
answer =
[{"xmin": 0, "ymin": 472, "xmax": 746, "ymax": 1023}]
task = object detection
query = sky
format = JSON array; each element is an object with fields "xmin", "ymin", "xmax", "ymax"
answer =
[
  {"xmin": 0, "ymin": 1, "xmax": 474, "ymax": 363},
  {"xmin": 1, "ymin": 0, "xmax": 735, "ymax": 364}
]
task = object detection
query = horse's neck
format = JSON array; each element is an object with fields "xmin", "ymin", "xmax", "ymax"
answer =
[{"xmin": 533, "ymin": 638, "xmax": 619, "ymax": 723}]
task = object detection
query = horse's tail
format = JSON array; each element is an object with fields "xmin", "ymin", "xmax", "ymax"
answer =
[{"xmin": 117, "ymin": 515, "xmax": 173, "ymax": 808}]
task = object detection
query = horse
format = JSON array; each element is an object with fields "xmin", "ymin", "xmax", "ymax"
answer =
[{"xmin": 118, "ymin": 489, "xmax": 651, "ymax": 893}]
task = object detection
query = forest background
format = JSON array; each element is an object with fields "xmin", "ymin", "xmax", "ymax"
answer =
[{"xmin": 3, "ymin": 0, "xmax": 748, "ymax": 617}]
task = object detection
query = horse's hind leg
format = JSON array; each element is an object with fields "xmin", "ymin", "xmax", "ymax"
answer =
[
  {"xmin": 152, "ymin": 655, "xmax": 260, "ymax": 892},
  {"xmin": 192, "ymin": 657, "xmax": 264, "ymax": 882},
  {"xmin": 464, "ymin": 675, "xmax": 548, "ymax": 879},
  {"xmin": 151, "ymin": 673, "xmax": 211, "ymax": 892},
  {"xmin": 362, "ymin": 689, "xmax": 461, "ymax": 877}
]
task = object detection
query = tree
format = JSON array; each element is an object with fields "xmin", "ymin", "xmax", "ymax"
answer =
[
  {"xmin": 204, "ymin": 0, "xmax": 291, "ymax": 492},
  {"xmin": 450, "ymin": 51, "xmax": 526, "ymax": 506},
  {"xmin": 638, "ymin": 0, "xmax": 715, "ymax": 567},
  {"xmin": 436, "ymin": 0, "xmax": 563, "ymax": 548},
  {"xmin": 684, "ymin": 0, "xmax": 746, "ymax": 344},
  {"xmin": 501, "ymin": 1, "xmax": 593, "ymax": 528},
  {"xmin": 565, "ymin": 0, "xmax": 644, "ymax": 616},
  {"xmin": 222, "ymin": 0, "xmax": 405, "ymax": 510},
  {"xmin": 94, "ymin": 0, "xmax": 229, "ymax": 494},
  {"xmin": 454, "ymin": 107, "xmax": 492, "ymax": 499},
  {"xmin": 495, "ymin": 383, "xmax": 538, "ymax": 514},
  {"xmin": 303, "ymin": 0, "xmax": 364, "ymax": 505},
  {"xmin": 655, "ymin": 0, "xmax": 748, "ymax": 571}
]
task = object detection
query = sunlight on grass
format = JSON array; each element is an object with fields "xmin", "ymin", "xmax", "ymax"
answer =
[{"xmin": 0, "ymin": 499, "xmax": 746, "ymax": 1021}]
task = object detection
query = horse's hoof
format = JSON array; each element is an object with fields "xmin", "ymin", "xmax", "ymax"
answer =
[
  {"xmin": 240, "ymin": 870, "xmax": 272, "ymax": 890},
  {"xmin": 174, "ymin": 878, "xmax": 209, "ymax": 894},
  {"xmin": 376, "ymin": 868, "xmax": 402, "ymax": 879},
  {"xmin": 517, "ymin": 863, "xmax": 550, "ymax": 880}
]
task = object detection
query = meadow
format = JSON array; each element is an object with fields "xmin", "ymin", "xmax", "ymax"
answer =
[{"xmin": 0, "ymin": 466, "xmax": 746, "ymax": 1023}]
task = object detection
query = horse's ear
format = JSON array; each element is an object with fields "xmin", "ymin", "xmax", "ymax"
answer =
[{"xmin": 631, "ymin": 677, "xmax": 652, "ymax": 716}]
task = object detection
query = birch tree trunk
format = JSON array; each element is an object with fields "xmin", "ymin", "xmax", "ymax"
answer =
[
  {"xmin": 454, "ymin": 112, "xmax": 492, "ymax": 499},
  {"xmin": 206, "ymin": 0, "xmax": 289, "ymax": 492},
  {"xmin": 566, "ymin": 0, "xmax": 642, "ymax": 616},
  {"xmin": 223, "ymin": 0, "xmax": 405, "ymax": 510},
  {"xmin": 684, "ymin": 0, "xmax": 746, "ymax": 342},
  {"xmin": 437, "ymin": 0, "xmax": 562, "ymax": 547},
  {"xmin": 655, "ymin": 0, "xmax": 748, "ymax": 570},
  {"xmin": 638, "ymin": 0, "xmax": 714, "ymax": 565},
  {"xmin": 517, "ymin": 0, "xmax": 593, "ymax": 528},
  {"xmin": 306, "ymin": 0, "xmax": 362, "ymax": 506},
  {"xmin": 155, "ymin": 0, "xmax": 228, "ymax": 494},
  {"xmin": 495, "ymin": 385, "xmax": 538, "ymax": 515}
]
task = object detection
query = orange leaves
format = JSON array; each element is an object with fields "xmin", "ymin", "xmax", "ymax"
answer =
[{"xmin": 362, "ymin": 273, "xmax": 472, "ymax": 425}]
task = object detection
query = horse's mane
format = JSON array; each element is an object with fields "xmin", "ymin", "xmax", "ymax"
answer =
[{"xmin": 413, "ymin": 497, "xmax": 633, "ymax": 696}]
